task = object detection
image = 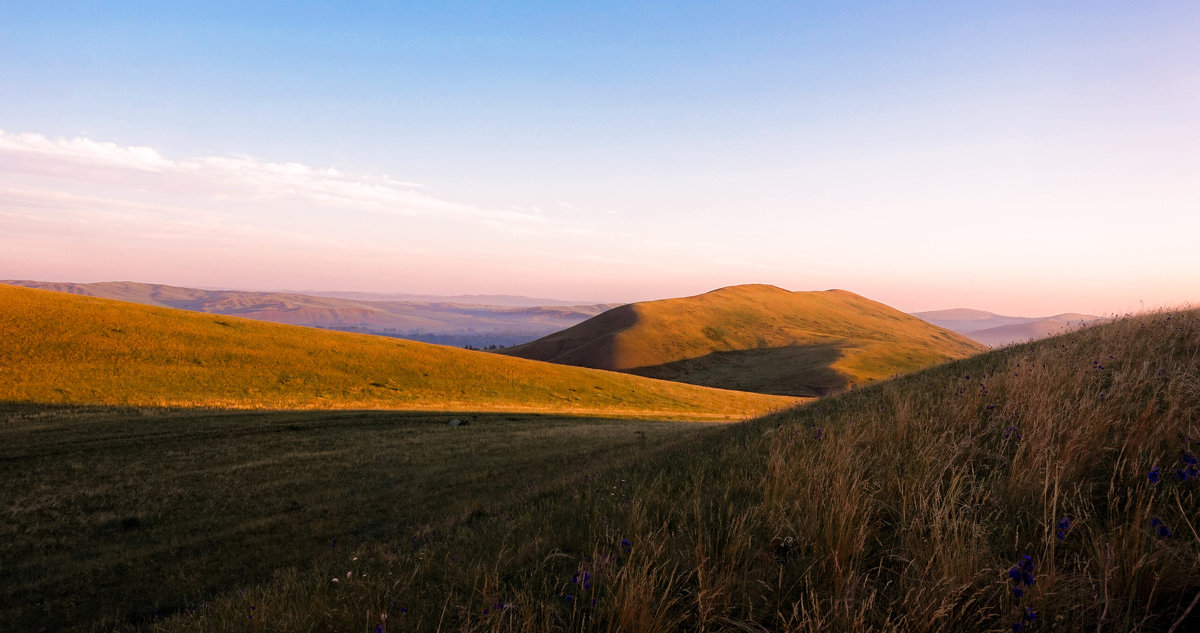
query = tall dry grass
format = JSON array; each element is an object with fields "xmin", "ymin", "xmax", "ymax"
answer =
[{"xmin": 153, "ymin": 308, "xmax": 1199, "ymax": 632}]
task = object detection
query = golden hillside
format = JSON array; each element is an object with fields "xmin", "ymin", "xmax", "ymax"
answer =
[
  {"xmin": 0, "ymin": 285, "xmax": 797, "ymax": 418},
  {"xmin": 503, "ymin": 284, "xmax": 986, "ymax": 396}
]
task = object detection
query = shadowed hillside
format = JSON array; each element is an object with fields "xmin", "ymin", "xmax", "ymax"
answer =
[
  {"xmin": 503, "ymin": 284, "xmax": 986, "ymax": 396},
  {"xmin": 156, "ymin": 306, "xmax": 1200, "ymax": 633},
  {"xmin": 0, "ymin": 285, "xmax": 796, "ymax": 418}
]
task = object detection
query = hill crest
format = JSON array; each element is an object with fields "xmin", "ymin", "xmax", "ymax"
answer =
[{"xmin": 503, "ymin": 284, "xmax": 985, "ymax": 396}]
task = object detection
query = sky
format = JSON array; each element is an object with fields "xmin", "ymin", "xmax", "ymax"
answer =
[{"xmin": 2, "ymin": 1, "xmax": 1198, "ymax": 315}]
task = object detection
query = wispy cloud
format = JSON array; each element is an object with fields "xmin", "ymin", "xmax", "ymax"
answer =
[
  {"xmin": 0, "ymin": 129, "xmax": 680, "ymax": 294},
  {"xmin": 0, "ymin": 130, "xmax": 542, "ymax": 225}
]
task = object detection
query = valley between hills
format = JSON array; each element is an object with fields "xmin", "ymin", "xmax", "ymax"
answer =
[{"xmin": 1, "ymin": 281, "xmax": 1197, "ymax": 632}]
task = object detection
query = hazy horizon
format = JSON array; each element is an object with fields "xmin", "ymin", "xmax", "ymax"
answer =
[{"xmin": 3, "ymin": 2, "xmax": 1198, "ymax": 316}]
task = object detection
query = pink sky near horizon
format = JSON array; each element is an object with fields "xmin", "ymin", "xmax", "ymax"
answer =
[
  {"xmin": 1, "ymin": 128, "xmax": 1197, "ymax": 318},
  {"xmin": 5, "ymin": 4, "xmax": 1200, "ymax": 319}
]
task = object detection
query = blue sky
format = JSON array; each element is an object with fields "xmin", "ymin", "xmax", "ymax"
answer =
[{"xmin": 2, "ymin": 1, "xmax": 1198, "ymax": 314}]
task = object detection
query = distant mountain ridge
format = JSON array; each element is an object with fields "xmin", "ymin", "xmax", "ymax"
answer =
[
  {"xmin": 912, "ymin": 308, "xmax": 1108, "ymax": 347},
  {"xmin": 1, "ymin": 280, "xmax": 617, "ymax": 348},
  {"xmin": 502, "ymin": 284, "xmax": 986, "ymax": 397},
  {"xmin": 295, "ymin": 290, "xmax": 608, "ymax": 307}
]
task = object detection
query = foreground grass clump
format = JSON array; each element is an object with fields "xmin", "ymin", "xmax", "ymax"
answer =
[
  {"xmin": 0, "ymin": 284, "xmax": 796, "ymax": 417},
  {"xmin": 158, "ymin": 308, "xmax": 1200, "ymax": 632}
]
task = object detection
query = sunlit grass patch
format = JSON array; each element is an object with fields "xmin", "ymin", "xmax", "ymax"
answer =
[{"xmin": 0, "ymin": 284, "xmax": 797, "ymax": 418}]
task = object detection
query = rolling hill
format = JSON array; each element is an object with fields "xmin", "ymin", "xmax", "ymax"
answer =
[
  {"xmin": 0, "ymin": 284, "xmax": 796, "ymax": 418},
  {"xmin": 0, "ymin": 280, "xmax": 617, "ymax": 348},
  {"xmin": 151, "ymin": 305, "xmax": 1200, "ymax": 632},
  {"xmin": 502, "ymin": 284, "xmax": 986, "ymax": 396},
  {"xmin": 913, "ymin": 307, "xmax": 1107, "ymax": 346}
]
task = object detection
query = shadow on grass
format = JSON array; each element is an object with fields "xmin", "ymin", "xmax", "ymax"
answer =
[
  {"xmin": 627, "ymin": 342, "xmax": 850, "ymax": 397},
  {"xmin": 0, "ymin": 404, "xmax": 709, "ymax": 632}
]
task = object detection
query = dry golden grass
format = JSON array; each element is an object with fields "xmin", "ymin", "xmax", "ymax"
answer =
[
  {"xmin": 503, "ymin": 284, "xmax": 986, "ymax": 396},
  {"xmin": 0, "ymin": 284, "xmax": 797, "ymax": 418},
  {"xmin": 153, "ymin": 306, "xmax": 1199, "ymax": 632}
]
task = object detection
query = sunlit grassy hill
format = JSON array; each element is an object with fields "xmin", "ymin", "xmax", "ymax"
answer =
[
  {"xmin": 161, "ymin": 306, "xmax": 1200, "ymax": 632},
  {"xmin": 0, "ymin": 285, "xmax": 796, "ymax": 417},
  {"xmin": 503, "ymin": 284, "xmax": 986, "ymax": 396}
]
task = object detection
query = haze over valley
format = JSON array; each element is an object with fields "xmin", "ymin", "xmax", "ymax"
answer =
[
  {"xmin": 2, "ymin": 279, "xmax": 618, "ymax": 348},
  {"xmin": 1, "ymin": 279, "xmax": 1119, "ymax": 352}
]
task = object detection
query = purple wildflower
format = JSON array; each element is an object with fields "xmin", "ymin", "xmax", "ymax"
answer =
[{"xmin": 1055, "ymin": 516, "xmax": 1071, "ymax": 541}]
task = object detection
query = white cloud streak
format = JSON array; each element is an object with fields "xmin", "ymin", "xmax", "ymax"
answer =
[{"xmin": 0, "ymin": 129, "xmax": 543, "ymax": 225}]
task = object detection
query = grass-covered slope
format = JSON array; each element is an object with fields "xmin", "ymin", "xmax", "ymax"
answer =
[
  {"xmin": 503, "ymin": 284, "xmax": 986, "ymax": 396},
  {"xmin": 0, "ymin": 285, "xmax": 796, "ymax": 418},
  {"xmin": 162, "ymin": 307, "xmax": 1200, "ymax": 632}
]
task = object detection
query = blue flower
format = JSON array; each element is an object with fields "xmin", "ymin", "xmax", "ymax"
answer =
[
  {"xmin": 1056, "ymin": 517, "xmax": 1072, "ymax": 541},
  {"xmin": 1008, "ymin": 555, "xmax": 1035, "ymax": 587},
  {"xmin": 1148, "ymin": 467, "xmax": 1161, "ymax": 483}
]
